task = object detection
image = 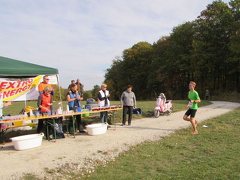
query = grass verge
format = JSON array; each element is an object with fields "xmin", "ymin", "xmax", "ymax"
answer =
[
  {"xmin": 79, "ymin": 108, "xmax": 240, "ymax": 180},
  {"xmin": 20, "ymin": 101, "xmax": 239, "ymax": 180}
]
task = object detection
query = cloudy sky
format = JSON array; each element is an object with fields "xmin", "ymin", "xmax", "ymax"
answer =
[{"xmin": 0, "ymin": 0, "xmax": 229, "ymax": 90}]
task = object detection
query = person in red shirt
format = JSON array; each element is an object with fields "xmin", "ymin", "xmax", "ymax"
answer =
[{"xmin": 37, "ymin": 86, "xmax": 53, "ymax": 133}]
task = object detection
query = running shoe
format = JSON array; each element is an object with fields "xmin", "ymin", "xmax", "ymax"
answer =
[{"xmin": 190, "ymin": 131, "xmax": 198, "ymax": 134}]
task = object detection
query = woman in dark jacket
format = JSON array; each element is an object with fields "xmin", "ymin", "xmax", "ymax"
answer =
[{"xmin": 67, "ymin": 84, "xmax": 84, "ymax": 133}]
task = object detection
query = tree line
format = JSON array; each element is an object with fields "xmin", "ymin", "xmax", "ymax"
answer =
[{"xmin": 103, "ymin": 0, "xmax": 240, "ymax": 100}]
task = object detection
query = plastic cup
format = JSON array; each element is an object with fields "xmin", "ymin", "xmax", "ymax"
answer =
[{"xmin": 76, "ymin": 107, "xmax": 82, "ymax": 112}]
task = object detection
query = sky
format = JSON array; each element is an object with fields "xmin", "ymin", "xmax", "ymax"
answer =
[{"xmin": 0, "ymin": 0, "xmax": 229, "ymax": 90}]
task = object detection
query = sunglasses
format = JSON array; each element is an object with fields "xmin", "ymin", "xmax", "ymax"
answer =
[{"xmin": 189, "ymin": 84, "xmax": 194, "ymax": 87}]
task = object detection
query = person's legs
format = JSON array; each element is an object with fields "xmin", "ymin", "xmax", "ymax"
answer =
[
  {"xmin": 68, "ymin": 117, "xmax": 74, "ymax": 134},
  {"xmin": 128, "ymin": 106, "xmax": 133, "ymax": 125},
  {"xmin": 100, "ymin": 112, "xmax": 104, "ymax": 123},
  {"xmin": 68, "ymin": 107, "xmax": 75, "ymax": 133},
  {"xmin": 122, "ymin": 106, "xmax": 128, "ymax": 125},
  {"xmin": 189, "ymin": 117, "xmax": 197, "ymax": 131},
  {"xmin": 68, "ymin": 108, "xmax": 73, "ymax": 133},
  {"xmin": 183, "ymin": 109, "xmax": 197, "ymax": 132},
  {"xmin": 37, "ymin": 119, "xmax": 44, "ymax": 133},
  {"xmin": 56, "ymin": 117, "xmax": 63, "ymax": 133},
  {"xmin": 76, "ymin": 115, "xmax": 84, "ymax": 131},
  {"xmin": 183, "ymin": 109, "xmax": 191, "ymax": 121},
  {"xmin": 37, "ymin": 111, "xmax": 51, "ymax": 134},
  {"xmin": 104, "ymin": 111, "xmax": 108, "ymax": 123}
]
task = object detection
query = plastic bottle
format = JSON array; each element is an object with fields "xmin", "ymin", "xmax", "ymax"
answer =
[
  {"xmin": 58, "ymin": 107, "xmax": 63, "ymax": 114},
  {"xmin": 24, "ymin": 112, "xmax": 31, "ymax": 124},
  {"xmin": 30, "ymin": 109, "xmax": 34, "ymax": 118},
  {"xmin": 24, "ymin": 112, "xmax": 28, "ymax": 119}
]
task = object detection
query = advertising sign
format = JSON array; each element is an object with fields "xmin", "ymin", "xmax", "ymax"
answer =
[{"xmin": 0, "ymin": 76, "xmax": 43, "ymax": 101}]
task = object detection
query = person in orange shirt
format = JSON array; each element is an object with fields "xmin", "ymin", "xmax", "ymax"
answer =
[
  {"xmin": 38, "ymin": 75, "xmax": 54, "ymax": 95},
  {"xmin": 37, "ymin": 86, "xmax": 53, "ymax": 134}
]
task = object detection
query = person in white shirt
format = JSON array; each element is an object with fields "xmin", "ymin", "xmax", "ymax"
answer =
[{"xmin": 97, "ymin": 83, "xmax": 110, "ymax": 123}]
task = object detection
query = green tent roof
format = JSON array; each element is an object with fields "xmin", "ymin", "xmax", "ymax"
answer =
[{"xmin": 0, "ymin": 56, "xmax": 58, "ymax": 77}]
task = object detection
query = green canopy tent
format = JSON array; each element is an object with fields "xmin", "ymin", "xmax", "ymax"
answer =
[
  {"xmin": 0, "ymin": 56, "xmax": 62, "ymax": 106},
  {"xmin": 0, "ymin": 56, "xmax": 58, "ymax": 77}
]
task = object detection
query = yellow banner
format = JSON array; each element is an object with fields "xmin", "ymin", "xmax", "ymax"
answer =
[{"xmin": 0, "ymin": 76, "xmax": 43, "ymax": 101}]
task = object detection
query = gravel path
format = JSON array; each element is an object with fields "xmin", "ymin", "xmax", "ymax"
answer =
[{"xmin": 0, "ymin": 101, "xmax": 239, "ymax": 180}]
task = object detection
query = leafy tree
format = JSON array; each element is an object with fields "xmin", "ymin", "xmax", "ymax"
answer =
[
  {"xmin": 121, "ymin": 42, "xmax": 153, "ymax": 99},
  {"xmin": 91, "ymin": 85, "xmax": 100, "ymax": 100},
  {"xmin": 52, "ymin": 84, "xmax": 65, "ymax": 101},
  {"xmin": 193, "ymin": 0, "xmax": 232, "ymax": 93},
  {"xmin": 105, "ymin": 42, "xmax": 153, "ymax": 100},
  {"xmin": 149, "ymin": 36, "xmax": 171, "ymax": 98},
  {"xmin": 150, "ymin": 22, "xmax": 196, "ymax": 99},
  {"xmin": 83, "ymin": 90, "xmax": 92, "ymax": 100},
  {"xmin": 105, "ymin": 57, "xmax": 125, "ymax": 100},
  {"xmin": 228, "ymin": 0, "xmax": 240, "ymax": 92},
  {"xmin": 168, "ymin": 22, "xmax": 196, "ymax": 98}
]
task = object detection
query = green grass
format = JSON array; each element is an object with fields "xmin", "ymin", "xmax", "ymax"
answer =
[
  {"xmin": 80, "ymin": 108, "xmax": 240, "ymax": 180},
  {"xmin": 211, "ymin": 91, "xmax": 240, "ymax": 103}
]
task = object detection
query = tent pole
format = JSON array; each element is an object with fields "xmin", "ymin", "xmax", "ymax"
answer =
[
  {"xmin": 56, "ymin": 74, "xmax": 63, "ymax": 111},
  {"xmin": 24, "ymin": 94, "xmax": 27, "ymax": 107},
  {"xmin": 21, "ymin": 78, "xmax": 27, "ymax": 108}
]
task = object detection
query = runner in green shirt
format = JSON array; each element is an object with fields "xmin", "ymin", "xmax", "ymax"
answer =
[{"xmin": 183, "ymin": 81, "xmax": 201, "ymax": 134}]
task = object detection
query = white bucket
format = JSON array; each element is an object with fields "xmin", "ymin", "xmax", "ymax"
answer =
[
  {"xmin": 10, "ymin": 133, "xmax": 44, "ymax": 151},
  {"xmin": 86, "ymin": 123, "xmax": 107, "ymax": 136}
]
